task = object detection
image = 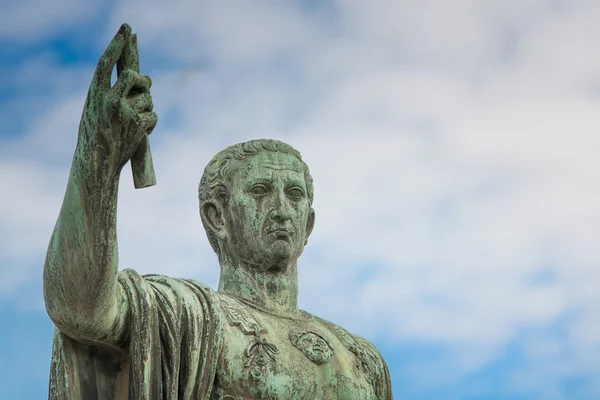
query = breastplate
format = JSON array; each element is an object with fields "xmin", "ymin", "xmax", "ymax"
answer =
[{"xmin": 211, "ymin": 294, "xmax": 377, "ymax": 400}]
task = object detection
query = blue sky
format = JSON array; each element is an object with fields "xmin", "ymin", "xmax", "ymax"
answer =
[{"xmin": 1, "ymin": 0, "xmax": 600, "ymax": 398}]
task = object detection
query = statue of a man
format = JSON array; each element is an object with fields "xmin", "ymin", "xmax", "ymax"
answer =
[{"xmin": 43, "ymin": 24, "xmax": 392, "ymax": 400}]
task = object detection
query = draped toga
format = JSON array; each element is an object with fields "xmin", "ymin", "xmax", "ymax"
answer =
[{"xmin": 49, "ymin": 270, "xmax": 223, "ymax": 399}]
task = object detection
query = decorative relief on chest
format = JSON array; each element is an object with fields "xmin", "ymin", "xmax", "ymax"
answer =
[
  {"xmin": 289, "ymin": 328, "xmax": 334, "ymax": 365},
  {"xmin": 220, "ymin": 294, "xmax": 263, "ymax": 335},
  {"xmin": 219, "ymin": 295, "xmax": 278, "ymax": 382},
  {"xmin": 245, "ymin": 336, "xmax": 278, "ymax": 369}
]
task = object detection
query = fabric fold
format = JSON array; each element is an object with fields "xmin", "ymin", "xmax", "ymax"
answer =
[{"xmin": 48, "ymin": 269, "xmax": 222, "ymax": 400}]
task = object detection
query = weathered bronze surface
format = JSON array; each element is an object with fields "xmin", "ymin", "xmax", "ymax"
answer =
[{"xmin": 43, "ymin": 24, "xmax": 393, "ymax": 399}]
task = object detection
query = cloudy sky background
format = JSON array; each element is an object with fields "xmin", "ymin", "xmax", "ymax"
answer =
[{"xmin": 1, "ymin": 0, "xmax": 599, "ymax": 398}]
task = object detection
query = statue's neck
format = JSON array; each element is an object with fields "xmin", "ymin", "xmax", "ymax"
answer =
[{"xmin": 218, "ymin": 259, "xmax": 299, "ymax": 316}]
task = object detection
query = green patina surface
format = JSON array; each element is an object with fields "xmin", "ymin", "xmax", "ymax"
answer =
[{"xmin": 43, "ymin": 24, "xmax": 392, "ymax": 399}]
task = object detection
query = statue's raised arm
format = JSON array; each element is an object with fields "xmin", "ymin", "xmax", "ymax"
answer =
[{"xmin": 43, "ymin": 24, "xmax": 157, "ymax": 345}]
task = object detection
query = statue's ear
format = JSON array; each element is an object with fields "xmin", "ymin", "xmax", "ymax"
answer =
[
  {"xmin": 201, "ymin": 201, "xmax": 227, "ymax": 240},
  {"xmin": 305, "ymin": 208, "xmax": 315, "ymax": 245}
]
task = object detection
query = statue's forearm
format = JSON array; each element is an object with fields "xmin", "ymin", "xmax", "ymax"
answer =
[{"xmin": 43, "ymin": 145, "xmax": 123, "ymax": 340}]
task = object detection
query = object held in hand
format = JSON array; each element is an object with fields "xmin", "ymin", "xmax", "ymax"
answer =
[{"xmin": 116, "ymin": 27, "xmax": 156, "ymax": 189}]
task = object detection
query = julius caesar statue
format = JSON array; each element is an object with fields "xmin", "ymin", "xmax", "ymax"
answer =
[{"xmin": 43, "ymin": 24, "xmax": 392, "ymax": 400}]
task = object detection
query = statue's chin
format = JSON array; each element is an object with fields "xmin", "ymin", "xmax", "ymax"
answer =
[
  {"xmin": 271, "ymin": 240, "xmax": 295, "ymax": 260},
  {"xmin": 231, "ymin": 241, "xmax": 297, "ymax": 273}
]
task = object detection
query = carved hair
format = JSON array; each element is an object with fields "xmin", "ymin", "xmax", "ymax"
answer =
[{"xmin": 198, "ymin": 139, "xmax": 314, "ymax": 255}]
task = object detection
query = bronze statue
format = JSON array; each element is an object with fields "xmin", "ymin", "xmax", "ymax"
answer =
[{"xmin": 43, "ymin": 24, "xmax": 392, "ymax": 400}]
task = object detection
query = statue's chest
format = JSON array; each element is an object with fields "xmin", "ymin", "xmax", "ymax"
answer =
[{"xmin": 211, "ymin": 295, "xmax": 376, "ymax": 400}]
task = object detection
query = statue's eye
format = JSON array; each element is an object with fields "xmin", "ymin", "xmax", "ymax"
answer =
[
  {"xmin": 288, "ymin": 187, "xmax": 304, "ymax": 198},
  {"xmin": 249, "ymin": 184, "xmax": 268, "ymax": 196}
]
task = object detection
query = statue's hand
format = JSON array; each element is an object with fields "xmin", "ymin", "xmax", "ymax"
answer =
[{"xmin": 77, "ymin": 24, "xmax": 158, "ymax": 181}]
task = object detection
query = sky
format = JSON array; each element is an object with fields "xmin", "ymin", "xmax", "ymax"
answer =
[{"xmin": 1, "ymin": 0, "xmax": 599, "ymax": 398}]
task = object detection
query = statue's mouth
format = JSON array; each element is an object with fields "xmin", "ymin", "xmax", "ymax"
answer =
[{"xmin": 268, "ymin": 229, "xmax": 292, "ymax": 241}]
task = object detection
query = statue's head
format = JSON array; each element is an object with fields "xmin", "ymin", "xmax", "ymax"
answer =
[{"xmin": 198, "ymin": 139, "xmax": 315, "ymax": 272}]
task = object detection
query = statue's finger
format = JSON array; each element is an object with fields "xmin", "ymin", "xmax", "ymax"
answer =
[
  {"xmin": 111, "ymin": 68, "xmax": 147, "ymax": 100},
  {"xmin": 136, "ymin": 111, "xmax": 158, "ymax": 135},
  {"xmin": 94, "ymin": 24, "xmax": 131, "ymax": 90},
  {"xmin": 128, "ymin": 93, "xmax": 153, "ymax": 113},
  {"xmin": 117, "ymin": 33, "xmax": 140, "ymax": 77}
]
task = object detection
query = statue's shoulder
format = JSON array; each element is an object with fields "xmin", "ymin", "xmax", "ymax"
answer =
[
  {"xmin": 123, "ymin": 270, "xmax": 219, "ymax": 309},
  {"xmin": 313, "ymin": 315, "xmax": 391, "ymax": 392},
  {"xmin": 312, "ymin": 315, "xmax": 383, "ymax": 359},
  {"xmin": 139, "ymin": 273, "xmax": 215, "ymax": 294}
]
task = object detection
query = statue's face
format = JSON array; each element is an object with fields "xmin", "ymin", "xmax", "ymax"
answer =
[{"xmin": 222, "ymin": 151, "xmax": 314, "ymax": 272}]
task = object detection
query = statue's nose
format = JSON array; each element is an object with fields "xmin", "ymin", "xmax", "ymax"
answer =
[
  {"xmin": 270, "ymin": 191, "xmax": 293, "ymax": 222},
  {"xmin": 271, "ymin": 206, "xmax": 292, "ymax": 222}
]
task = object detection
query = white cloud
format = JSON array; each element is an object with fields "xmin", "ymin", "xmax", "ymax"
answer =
[{"xmin": 0, "ymin": 0, "xmax": 102, "ymax": 41}]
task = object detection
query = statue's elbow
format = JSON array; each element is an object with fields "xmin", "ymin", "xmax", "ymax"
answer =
[
  {"xmin": 44, "ymin": 283, "xmax": 119, "ymax": 342},
  {"xmin": 42, "ymin": 270, "xmax": 61, "ymax": 325},
  {"xmin": 43, "ymin": 286, "xmax": 76, "ymax": 337},
  {"xmin": 45, "ymin": 302, "xmax": 110, "ymax": 342}
]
